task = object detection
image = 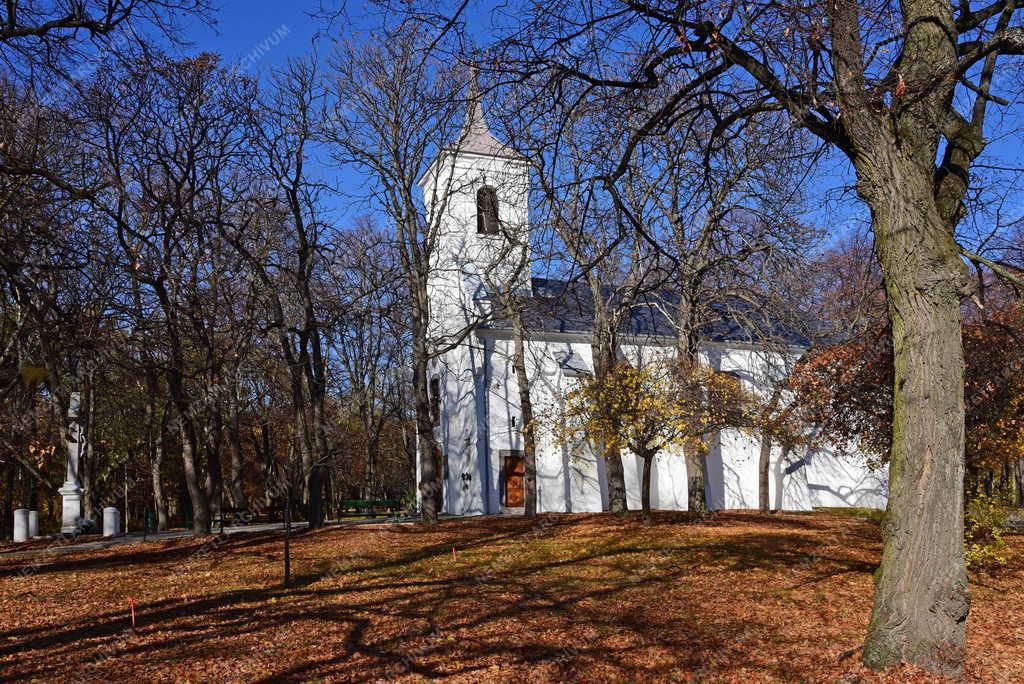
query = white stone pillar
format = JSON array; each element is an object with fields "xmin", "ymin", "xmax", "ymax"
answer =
[
  {"xmin": 13, "ymin": 509, "xmax": 29, "ymax": 543},
  {"xmin": 60, "ymin": 391, "xmax": 85, "ymax": 534},
  {"xmin": 103, "ymin": 507, "xmax": 121, "ymax": 537},
  {"xmin": 28, "ymin": 510, "xmax": 39, "ymax": 538}
]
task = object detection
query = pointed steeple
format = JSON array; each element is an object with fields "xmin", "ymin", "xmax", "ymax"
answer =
[{"xmin": 453, "ymin": 67, "xmax": 526, "ymax": 161}]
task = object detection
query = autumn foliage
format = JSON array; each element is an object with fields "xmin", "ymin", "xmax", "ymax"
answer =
[
  {"xmin": 559, "ymin": 360, "xmax": 755, "ymax": 522},
  {"xmin": 791, "ymin": 301, "xmax": 1024, "ymax": 485}
]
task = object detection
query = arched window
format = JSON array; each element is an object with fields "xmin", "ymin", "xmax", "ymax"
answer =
[{"xmin": 476, "ymin": 186, "xmax": 500, "ymax": 235}]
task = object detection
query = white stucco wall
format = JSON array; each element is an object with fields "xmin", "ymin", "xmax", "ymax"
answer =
[
  {"xmin": 805, "ymin": 445, "xmax": 889, "ymax": 509},
  {"xmin": 420, "ymin": 150, "xmax": 532, "ymax": 347},
  {"xmin": 421, "ymin": 329, "xmax": 890, "ymax": 516},
  {"xmin": 425, "ymin": 332, "xmax": 886, "ymax": 516}
]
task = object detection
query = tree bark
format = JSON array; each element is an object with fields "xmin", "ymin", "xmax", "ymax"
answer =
[
  {"xmin": 858, "ymin": 152, "xmax": 972, "ymax": 676},
  {"xmin": 640, "ymin": 454, "xmax": 653, "ymax": 525},
  {"xmin": 510, "ymin": 304, "xmax": 537, "ymax": 517},
  {"xmin": 684, "ymin": 447, "xmax": 707, "ymax": 515},
  {"xmin": 179, "ymin": 421, "xmax": 211, "ymax": 535},
  {"xmin": 591, "ymin": 319, "xmax": 628, "ymax": 513},
  {"xmin": 758, "ymin": 434, "xmax": 772, "ymax": 514},
  {"xmin": 412, "ymin": 301, "xmax": 440, "ymax": 522}
]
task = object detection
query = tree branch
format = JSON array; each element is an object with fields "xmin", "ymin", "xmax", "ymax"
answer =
[{"xmin": 959, "ymin": 244, "xmax": 1024, "ymax": 289}]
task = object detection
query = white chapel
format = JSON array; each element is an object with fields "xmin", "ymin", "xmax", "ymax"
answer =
[{"xmin": 415, "ymin": 81, "xmax": 888, "ymax": 516}]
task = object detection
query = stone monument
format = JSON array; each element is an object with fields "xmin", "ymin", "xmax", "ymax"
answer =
[{"xmin": 59, "ymin": 392, "xmax": 85, "ymax": 534}]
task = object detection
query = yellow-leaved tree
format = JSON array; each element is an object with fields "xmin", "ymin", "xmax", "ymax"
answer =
[{"xmin": 561, "ymin": 359, "xmax": 755, "ymax": 523}]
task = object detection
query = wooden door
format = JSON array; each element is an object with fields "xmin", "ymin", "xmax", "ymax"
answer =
[{"xmin": 503, "ymin": 453, "xmax": 525, "ymax": 507}]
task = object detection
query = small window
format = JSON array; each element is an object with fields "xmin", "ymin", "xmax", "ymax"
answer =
[
  {"xmin": 511, "ymin": 416, "xmax": 517, "ymax": 427},
  {"xmin": 430, "ymin": 377, "xmax": 441, "ymax": 426},
  {"xmin": 476, "ymin": 186, "xmax": 499, "ymax": 235}
]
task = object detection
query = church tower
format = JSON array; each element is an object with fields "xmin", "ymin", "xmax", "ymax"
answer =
[
  {"xmin": 417, "ymin": 72, "xmax": 531, "ymax": 515},
  {"xmin": 419, "ymin": 71, "xmax": 532, "ymax": 345}
]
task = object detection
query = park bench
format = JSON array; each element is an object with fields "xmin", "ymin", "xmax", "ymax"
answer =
[
  {"xmin": 212, "ymin": 505, "xmax": 285, "ymax": 533},
  {"xmin": 337, "ymin": 499, "xmax": 403, "ymax": 518}
]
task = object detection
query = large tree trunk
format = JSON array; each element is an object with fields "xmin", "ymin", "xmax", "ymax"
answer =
[
  {"xmin": 640, "ymin": 454, "xmax": 653, "ymax": 525},
  {"xmin": 510, "ymin": 304, "xmax": 537, "ymax": 517},
  {"xmin": 180, "ymin": 421, "xmax": 211, "ymax": 536},
  {"xmin": 859, "ymin": 154, "xmax": 972, "ymax": 676},
  {"xmin": 684, "ymin": 448, "xmax": 707, "ymax": 515},
  {"xmin": 591, "ymin": 320, "xmax": 627, "ymax": 513},
  {"xmin": 412, "ymin": 307, "xmax": 440, "ymax": 523},
  {"xmin": 758, "ymin": 434, "xmax": 772, "ymax": 514},
  {"xmin": 227, "ymin": 406, "xmax": 247, "ymax": 510}
]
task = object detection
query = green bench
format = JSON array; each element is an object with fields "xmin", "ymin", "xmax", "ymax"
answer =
[{"xmin": 337, "ymin": 499, "xmax": 403, "ymax": 518}]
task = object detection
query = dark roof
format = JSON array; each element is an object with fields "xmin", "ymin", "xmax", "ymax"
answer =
[{"xmin": 483, "ymin": 277, "xmax": 810, "ymax": 347}]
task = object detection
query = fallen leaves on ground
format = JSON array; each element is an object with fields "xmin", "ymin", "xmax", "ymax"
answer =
[{"xmin": 0, "ymin": 511, "xmax": 1021, "ymax": 682}]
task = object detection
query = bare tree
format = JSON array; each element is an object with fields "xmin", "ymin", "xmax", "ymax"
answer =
[
  {"xmin": 243, "ymin": 56, "xmax": 334, "ymax": 528},
  {"xmin": 86, "ymin": 54, "xmax": 255, "ymax": 535},
  {"xmin": 323, "ymin": 23, "xmax": 471, "ymax": 523},
  {"xmin": 0, "ymin": 0, "xmax": 212, "ymax": 84},
  {"xmin": 502, "ymin": 88, "xmax": 659, "ymax": 514},
  {"xmin": 328, "ymin": 221, "xmax": 410, "ymax": 500}
]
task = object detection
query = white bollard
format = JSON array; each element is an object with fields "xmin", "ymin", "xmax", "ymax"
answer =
[
  {"xmin": 13, "ymin": 509, "xmax": 29, "ymax": 543},
  {"xmin": 102, "ymin": 507, "xmax": 121, "ymax": 538},
  {"xmin": 28, "ymin": 510, "xmax": 39, "ymax": 538}
]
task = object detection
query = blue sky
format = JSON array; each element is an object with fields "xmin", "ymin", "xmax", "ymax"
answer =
[
  {"xmin": 178, "ymin": 1, "xmax": 1023, "ymax": 256},
  {"xmin": 183, "ymin": 2, "xmax": 322, "ymax": 69},
  {"xmin": 177, "ymin": 1, "xmax": 865, "ymax": 246}
]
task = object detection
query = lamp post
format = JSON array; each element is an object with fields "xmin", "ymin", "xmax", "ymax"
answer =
[{"xmin": 283, "ymin": 481, "xmax": 292, "ymax": 588}]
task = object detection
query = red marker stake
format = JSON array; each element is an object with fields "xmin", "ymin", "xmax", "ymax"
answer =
[
  {"xmin": 129, "ymin": 597, "xmax": 136, "ymax": 628},
  {"xmin": 452, "ymin": 547, "xmax": 457, "ymax": 561}
]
